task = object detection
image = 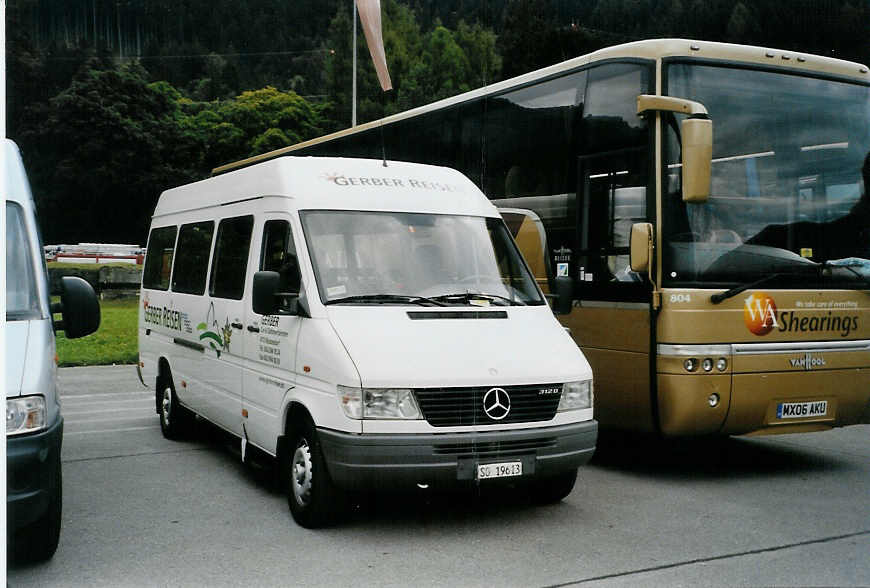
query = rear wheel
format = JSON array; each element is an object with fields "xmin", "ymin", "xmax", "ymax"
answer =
[
  {"xmin": 286, "ymin": 420, "xmax": 343, "ymax": 528},
  {"xmin": 158, "ymin": 374, "xmax": 190, "ymax": 440},
  {"xmin": 531, "ymin": 470, "xmax": 577, "ymax": 505}
]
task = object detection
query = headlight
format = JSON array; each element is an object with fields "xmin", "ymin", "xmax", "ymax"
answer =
[
  {"xmin": 337, "ymin": 386, "xmax": 422, "ymax": 420},
  {"xmin": 7, "ymin": 395, "xmax": 47, "ymax": 436},
  {"xmin": 558, "ymin": 380, "xmax": 593, "ymax": 411}
]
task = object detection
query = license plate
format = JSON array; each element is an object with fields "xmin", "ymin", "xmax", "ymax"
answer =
[
  {"xmin": 477, "ymin": 461, "xmax": 522, "ymax": 480},
  {"xmin": 777, "ymin": 400, "xmax": 828, "ymax": 419}
]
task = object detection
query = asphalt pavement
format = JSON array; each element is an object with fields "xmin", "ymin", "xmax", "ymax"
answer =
[{"xmin": 6, "ymin": 365, "xmax": 870, "ymax": 587}]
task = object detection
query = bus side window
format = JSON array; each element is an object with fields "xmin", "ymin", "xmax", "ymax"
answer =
[
  {"xmin": 210, "ymin": 215, "xmax": 254, "ymax": 300},
  {"xmin": 172, "ymin": 221, "xmax": 214, "ymax": 295},
  {"xmin": 142, "ymin": 226, "xmax": 177, "ymax": 291},
  {"xmin": 578, "ymin": 156, "xmax": 647, "ymax": 286},
  {"xmin": 575, "ymin": 62, "xmax": 651, "ymax": 300}
]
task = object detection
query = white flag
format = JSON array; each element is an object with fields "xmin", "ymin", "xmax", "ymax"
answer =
[{"xmin": 355, "ymin": 0, "xmax": 392, "ymax": 91}]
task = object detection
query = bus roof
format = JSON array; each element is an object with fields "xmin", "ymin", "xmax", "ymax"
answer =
[
  {"xmin": 213, "ymin": 38, "xmax": 869, "ymax": 176},
  {"xmin": 154, "ymin": 156, "xmax": 497, "ymax": 219}
]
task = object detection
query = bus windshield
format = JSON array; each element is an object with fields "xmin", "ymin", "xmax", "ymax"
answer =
[
  {"xmin": 6, "ymin": 201, "xmax": 43, "ymax": 320},
  {"xmin": 663, "ymin": 64, "xmax": 870, "ymax": 289},
  {"xmin": 300, "ymin": 211, "xmax": 544, "ymax": 306}
]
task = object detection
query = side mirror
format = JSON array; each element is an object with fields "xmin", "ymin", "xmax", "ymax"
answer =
[
  {"xmin": 681, "ymin": 116, "xmax": 712, "ymax": 203},
  {"xmin": 53, "ymin": 276, "xmax": 100, "ymax": 338},
  {"xmin": 630, "ymin": 223, "xmax": 654, "ymax": 273},
  {"xmin": 553, "ymin": 275, "xmax": 573, "ymax": 315},
  {"xmin": 636, "ymin": 95, "xmax": 712, "ymax": 203},
  {"xmin": 253, "ymin": 271, "xmax": 281, "ymax": 316},
  {"xmin": 253, "ymin": 271, "xmax": 308, "ymax": 317}
]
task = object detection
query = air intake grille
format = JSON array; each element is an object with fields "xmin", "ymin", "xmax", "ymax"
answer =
[
  {"xmin": 433, "ymin": 437, "xmax": 558, "ymax": 457},
  {"xmin": 414, "ymin": 384, "xmax": 562, "ymax": 427}
]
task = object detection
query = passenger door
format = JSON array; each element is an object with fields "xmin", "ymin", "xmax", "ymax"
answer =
[
  {"xmin": 242, "ymin": 216, "xmax": 304, "ymax": 455},
  {"xmin": 199, "ymin": 213, "xmax": 255, "ymax": 435}
]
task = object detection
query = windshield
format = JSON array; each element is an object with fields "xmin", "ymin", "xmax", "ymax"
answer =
[
  {"xmin": 300, "ymin": 211, "xmax": 545, "ymax": 306},
  {"xmin": 663, "ymin": 64, "xmax": 870, "ymax": 288},
  {"xmin": 6, "ymin": 201, "xmax": 43, "ymax": 320}
]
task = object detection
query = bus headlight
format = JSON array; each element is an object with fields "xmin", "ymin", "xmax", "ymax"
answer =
[
  {"xmin": 338, "ymin": 386, "xmax": 422, "ymax": 420},
  {"xmin": 558, "ymin": 380, "xmax": 593, "ymax": 411},
  {"xmin": 7, "ymin": 395, "xmax": 46, "ymax": 436}
]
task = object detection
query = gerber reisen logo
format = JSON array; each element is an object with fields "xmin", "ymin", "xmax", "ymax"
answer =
[
  {"xmin": 790, "ymin": 353, "xmax": 826, "ymax": 371},
  {"xmin": 744, "ymin": 292, "xmax": 778, "ymax": 335},
  {"xmin": 482, "ymin": 388, "xmax": 511, "ymax": 420}
]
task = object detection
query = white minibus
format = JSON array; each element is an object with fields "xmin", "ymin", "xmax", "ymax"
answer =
[{"xmin": 137, "ymin": 156, "xmax": 597, "ymax": 527}]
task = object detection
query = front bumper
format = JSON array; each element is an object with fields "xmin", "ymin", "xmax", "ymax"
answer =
[
  {"xmin": 318, "ymin": 420, "xmax": 598, "ymax": 490},
  {"xmin": 6, "ymin": 415, "xmax": 63, "ymax": 530}
]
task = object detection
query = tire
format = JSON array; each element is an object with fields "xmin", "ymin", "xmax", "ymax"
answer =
[
  {"xmin": 12, "ymin": 453, "xmax": 62, "ymax": 563},
  {"xmin": 285, "ymin": 420, "xmax": 344, "ymax": 528},
  {"xmin": 158, "ymin": 374, "xmax": 190, "ymax": 440},
  {"xmin": 531, "ymin": 469, "xmax": 577, "ymax": 505}
]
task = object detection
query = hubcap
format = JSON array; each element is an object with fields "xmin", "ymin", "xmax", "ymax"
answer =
[
  {"xmin": 162, "ymin": 387, "xmax": 172, "ymax": 426},
  {"xmin": 291, "ymin": 439, "xmax": 313, "ymax": 507}
]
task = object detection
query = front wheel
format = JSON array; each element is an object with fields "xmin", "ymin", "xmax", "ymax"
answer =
[
  {"xmin": 12, "ymin": 454, "xmax": 62, "ymax": 563},
  {"xmin": 531, "ymin": 470, "xmax": 577, "ymax": 505},
  {"xmin": 286, "ymin": 421, "xmax": 344, "ymax": 528}
]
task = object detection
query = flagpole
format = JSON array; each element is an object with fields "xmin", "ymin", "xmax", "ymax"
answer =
[{"xmin": 352, "ymin": 0, "xmax": 357, "ymax": 127}]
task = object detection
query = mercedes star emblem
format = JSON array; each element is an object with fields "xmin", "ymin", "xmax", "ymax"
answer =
[{"xmin": 483, "ymin": 387, "xmax": 511, "ymax": 420}]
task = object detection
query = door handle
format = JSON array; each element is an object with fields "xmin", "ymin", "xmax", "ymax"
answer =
[
  {"xmin": 247, "ymin": 325, "xmax": 260, "ymax": 333},
  {"xmin": 232, "ymin": 321, "xmax": 244, "ymax": 330}
]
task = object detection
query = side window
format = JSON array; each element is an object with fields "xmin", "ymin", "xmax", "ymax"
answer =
[
  {"xmin": 485, "ymin": 70, "xmax": 587, "ymax": 289},
  {"xmin": 210, "ymin": 215, "xmax": 254, "ymax": 300},
  {"xmin": 576, "ymin": 63, "xmax": 651, "ymax": 300},
  {"xmin": 142, "ymin": 226, "xmax": 177, "ymax": 290},
  {"xmin": 260, "ymin": 219, "xmax": 302, "ymax": 311},
  {"xmin": 172, "ymin": 221, "xmax": 214, "ymax": 295}
]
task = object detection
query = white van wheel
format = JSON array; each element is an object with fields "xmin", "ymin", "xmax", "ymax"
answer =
[
  {"xmin": 291, "ymin": 440, "xmax": 314, "ymax": 506},
  {"xmin": 286, "ymin": 422, "xmax": 343, "ymax": 528},
  {"xmin": 12, "ymin": 453, "xmax": 62, "ymax": 563},
  {"xmin": 158, "ymin": 379, "xmax": 188, "ymax": 440}
]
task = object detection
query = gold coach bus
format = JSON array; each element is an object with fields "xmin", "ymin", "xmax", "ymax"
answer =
[{"xmin": 215, "ymin": 39, "xmax": 870, "ymax": 437}]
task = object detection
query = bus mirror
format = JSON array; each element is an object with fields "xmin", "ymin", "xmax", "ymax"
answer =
[
  {"xmin": 553, "ymin": 275, "xmax": 573, "ymax": 315},
  {"xmin": 630, "ymin": 223, "xmax": 654, "ymax": 273},
  {"xmin": 253, "ymin": 271, "xmax": 281, "ymax": 315},
  {"xmin": 681, "ymin": 117, "xmax": 712, "ymax": 203}
]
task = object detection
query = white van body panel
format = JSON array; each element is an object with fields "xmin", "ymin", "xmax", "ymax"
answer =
[
  {"xmin": 325, "ymin": 305, "xmax": 590, "ymax": 388},
  {"xmin": 4, "ymin": 139, "xmax": 57, "ymax": 424},
  {"xmin": 152, "ymin": 157, "xmax": 495, "ymax": 219}
]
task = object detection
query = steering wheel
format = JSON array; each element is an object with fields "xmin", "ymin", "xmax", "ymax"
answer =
[{"xmin": 710, "ymin": 229, "xmax": 743, "ymax": 244}]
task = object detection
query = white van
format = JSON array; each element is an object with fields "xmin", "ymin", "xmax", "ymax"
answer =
[
  {"xmin": 137, "ymin": 157, "xmax": 597, "ymax": 527},
  {"xmin": 5, "ymin": 139, "xmax": 100, "ymax": 561}
]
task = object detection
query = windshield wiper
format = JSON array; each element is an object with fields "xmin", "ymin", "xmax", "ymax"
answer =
[
  {"xmin": 710, "ymin": 273, "xmax": 794, "ymax": 305},
  {"xmin": 430, "ymin": 292, "xmax": 525, "ymax": 306},
  {"xmin": 325, "ymin": 294, "xmax": 447, "ymax": 306},
  {"xmin": 822, "ymin": 259, "xmax": 870, "ymax": 291}
]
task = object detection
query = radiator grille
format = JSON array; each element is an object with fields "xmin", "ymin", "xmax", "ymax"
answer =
[{"xmin": 414, "ymin": 384, "xmax": 562, "ymax": 427}]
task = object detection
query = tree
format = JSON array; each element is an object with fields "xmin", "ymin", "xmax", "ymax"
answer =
[{"xmin": 21, "ymin": 61, "xmax": 197, "ymax": 244}]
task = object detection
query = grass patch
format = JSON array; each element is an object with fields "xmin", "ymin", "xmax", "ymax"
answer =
[{"xmin": 56, "ymin": 297, "xmax": 139, "ymax": 367}]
